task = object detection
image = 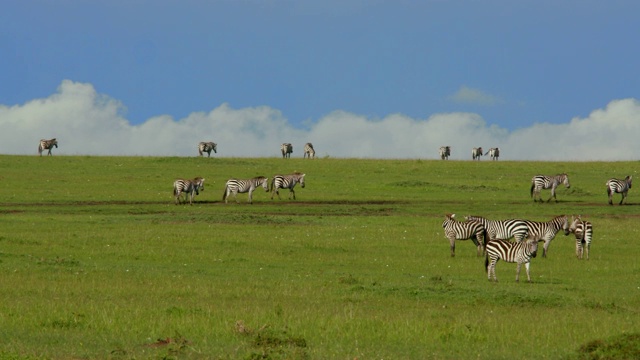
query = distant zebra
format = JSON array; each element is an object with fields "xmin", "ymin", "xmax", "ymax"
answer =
[
  {"xmin": 569, "ymin": 215, "xmax": 593, "ymax": 260},
  {"xmin": 530, "ymin": 173, "xmax": 571, "ymax": 202},
  {"xmin": 442, "ymin": 213, "xmax": 487, "ymax": 257},
  {"xmin": 472, "ymin": 147, "xmax": 483, "ymax": 160},
  {"xmin": 281, "ymin": 143, "xmax": 293, "ymax": 158},
  {"xmin": 38, "ymin": 138, "xmax": 58, "ymax": 156},
  {"xmin": 523, "ymin": 215, "xmax": 570, "ymax": 258},
  {"xmin": 605, "ymin": 176, "xmax": 632, "ymax": 205},
  {"xmin": 485, "ymin": 239, "xmax": 538, "ymax": 283},
  {"xmin": 439, "ymin": 146, "xmax": 451, "ymax": 160},
  {"xmin": 271, "ymin": 172, "xmax": 305, "ymax": 200},
  {"xmin": 198, "ymin": 142, "xmax": 217, "ymax": 157},
  {"xmin": 303, "ymin": 143, "xmax": 315, "ymax": 159},
  {"xmin": 464, "ymin": 215, "xmax": 528, "ymax": 243},
  {"xmin": 485, "ymin": 147, "xmax": 500, "ymax": 160},
  {"xmin": 173, "ymin": 177, "xmax": 205, "ymax": 205},
  {"xmin": 222, "ymin": 176, "xmax": 269, "ymax": 204}
]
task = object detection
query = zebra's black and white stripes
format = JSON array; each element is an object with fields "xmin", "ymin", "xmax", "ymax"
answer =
[
  {"xmin": 464, "ymin": 215, "xmax": 528, "ymax": 243},
  {"xmin": 530, "ymin": 173, "xmax": 570, "ymax": 202},
  {"xmin": 281, "ymin": 143, "xmax": 293, "ymax": 158},
  {"xmin": 439, "ymin": 146, "xmax": 451, "ymax": 160},
  {"xmin": 570, "ymin": 215, "xmax": 593, "ymax": 260},
  {"xmin": 173, "ymin": 177, "xmax": 205, "ymax": 205},
  {"xmin": 38, "ymin": 138, "xmax": 58, "ymax": 156},
  {"xmin": 271, "ymin": 173, "xmax": 305, "ymax": 200},
  {"xmin": 485, "ymin": 147, "xmax": 499, "ymax": 160},
  {"xmin": 198, "ymin": 142, "xmax": 217, "ymax": 157},
  {"xmin": 522, "ymin": 215, "xmax": 570, "ymax": 258},
  {"xmin": 606, "ymin": 176, "xmax": 632, "ymax": 205},
  {"xmin": 303, "ymin": 143, "xmax": 315, "ymax": 159},
  {"xmin": 485, "ymin": 239, "xmax": 538, "ymax": 282},
  {"xmin": 442, "ymin": 214, "xmax": 486, "ymax": 257},
  {"xmin": 222, "ymin": 176, "xmax": 269, "ymax": 204},
  {"xmin": 471, "ymin": 147, "xmax": 483, "ymax": 160}
]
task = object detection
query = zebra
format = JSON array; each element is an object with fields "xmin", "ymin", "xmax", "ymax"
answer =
[
  {"xmin": 439, "ymin": 146, "xmax": 451, "ymax": 160},
  {"xmin": 522, "ymin": 215, "xmax": 570, "ymax": 258},
  {"xmin": 222, "ymin": 176, "xmax": 269, "ymax": 204},
  {"xmin": 271, "ymin": 172, "xmax": 305, "ymax": 200},
  {"xmin": 472, "ymin": 147, "xmax": 483, "ymax": 160},
  {"xmin": 198, "ymin": 142, "xmax": 217, "ymax": 157},
  {"xmin": 281, "ymin": 143, "xmax": 293, "ymax": 158},
  {"xmin": 606, "ymin": 176, "xmax": 632, "ymax": 205},
  {"xmin": 173, "ymin": 177, "xmax": 205, "ymax": 205},
  {"xmin": 530, "ymin": 173, "xmax": 571, "ymax": 202},
  {"xmin": 38, "ymin": 138, "xmax": 58, "ymax": 156},
  {"xmin": 569, "ymin": 215, "xmax": 593, "ymax": 260},
  {"xmin": 442, "ymin": 213, "xmax": 487, "ymax": 257},
  {"xmin": 485, "ymin": 147, "xmax": 500, "ymax": 160},
  {"xmin": 485, "ymin": 238, "xmax": 538, "ymax": 283},
  {"xmin": 303, "ymin": 143, "xmax": 315, "ymax": 159},
  {"xmin": 464, "ymin": 215, "xmax": 529, "ymax": 243}
]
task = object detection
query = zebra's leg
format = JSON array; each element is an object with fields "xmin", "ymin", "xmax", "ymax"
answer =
[
  {"xmin": 449, "ymin": 236, "xmax": 455, "ymax": 257},
  {"xmin": 524, "ymin": 262, "xmax": 532, "ymax": 283},
  {"xmin": 620, "ymin": 192, "xmax": 626, "ymax": 205},
  {"xmin": 542, "ymin": 241, "xmax": 549, "ymax": 258},
  {"xmin": 575, "ymin": 238, "xmax": 581, "ymax": 259},
  {"xmin": 516, "ymin": 262, "xmax": 522, "ymax": 282},
  {"xmin": 586, "ymin": 241, "xmax": 590, "ymax": 260},
  {"xmin": 247, "ymin": 189, "xmax": 253, "ymax": 204},
  {"xmin": 289, "ymin": 189, "xmax": 296, "ymax": 200}
]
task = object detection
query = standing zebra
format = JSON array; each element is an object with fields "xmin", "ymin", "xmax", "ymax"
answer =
[
  {"xmin": 173, "ymin": 177, "xmax": 205, "ymax": 205},
  {"xmin": 222, "ymin": 176, "xmax": 269, "ymax": 204},
  {"xmin": 281, "ymin": 143, "xmax": 293, "ymax": 158},
  {"xmin": 569, "ymin": 215, "xmax": 593, "ymax": 260},
  {"xmin": 271, "ymin": 172, "xmax": 305, "ymax": 200},
  {"xmin": 485, "ymin": 238, "xmax": 538, "ymax": 283},
  {"xmin": 442, "ymin": 213, "xmax": 487, "ymax": 257},
  {"xmin": 523, "ymin": 215, "xmax": 570, "ymax": 258},
  {"xmin": 303, "ymin": 143, "xmax": 315, "ymax": 159},
  {"xmin": 485, "ymin": 147, "xmax": 500, "ymax": 160},
  {"xmin": 198, "ymin": 142, "xmax": 217, "ymax": 157},
  {"xmin": 530, "ymin": 173, "xmax": 571, "ymax": 202},
  {"xmin": 439, "ymin": 146, "xmax": 451, "ymax": 160},
  {"xmin": 605, "ymin": 176, "xmax": 632, "ymax": 205},
  {"xmin": 38, "ymin": 138, "xmax": 58, "ymax": 156},
  {"xmin": 464, "ymin": 215, "xmax": 529, "ymax": 243},
  {"xmin": 472, "ymin": 147, "xmax": 483, "ymax": 160}
]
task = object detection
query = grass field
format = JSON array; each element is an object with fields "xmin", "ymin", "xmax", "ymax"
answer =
[{"xmin": 0, "ymin": 155, "xmax": 638, "ymax": 359}]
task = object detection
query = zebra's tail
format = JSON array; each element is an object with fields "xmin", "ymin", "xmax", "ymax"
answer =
[
  {"xmin": 270, "ymin": 177, "xmax": 275, "ymax": 192},
  {"xmin": 173, "ymin": 184, "xmax": 178, "ymax": 197},
  {"xmin": 530, "ymin": 182, "xmax": 535, "ymax": 197},
  {"xmin": 484, "ymin": 253, "xmax": 489, "ymax": 273},
  {"xmin": 222, "ymin": 186, "xmax": 228, "ymax": 201}
]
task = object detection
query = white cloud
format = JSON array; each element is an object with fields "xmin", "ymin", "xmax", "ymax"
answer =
[
  {"xmin": 1, "ymin": 80, "xmax": 639, "ymax": 161},
  {"xmin": 449, "ymin": 85, "xmax": 504, "ymax": 106}
]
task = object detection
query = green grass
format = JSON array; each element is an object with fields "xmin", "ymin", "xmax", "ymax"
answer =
[{"xmin": 0, "ymin": 155, "xmax": 638, "ymax": 359}]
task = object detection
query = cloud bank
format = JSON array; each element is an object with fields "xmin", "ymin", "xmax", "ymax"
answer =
[{"xmin": 1, "ymin": 80, "xmax": 639, "ymax": 161}]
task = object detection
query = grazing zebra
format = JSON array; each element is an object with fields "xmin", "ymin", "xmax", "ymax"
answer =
[
  {"xmin": 530, "ymin": 173, "xmax": 571, "ymax": 202},
  {"xmin": 222, "ymin": 176, "xmax": 269, "ymax": 204},
  {"xmin": 38, "ymin": 138, "xmax": 58, "ymax": 156},
  {"xmin": 485, "ymin": 147, "xmax": 500, "ymax": 160},
  {"xmin": 523, "ymin": 215, "xmax": 570, "ymax": 258},
  {"xmin": 173, "ymin": 177, "xmax": 205, "ymax": 205},
  {"xmin": 464, "ymin": 215, "xmax": 528, "ymax": 243},
  {"xmin": 606, "ymin": 176, "xmax": 632, "ymax": 205},
  {"xmin": 569, "ymin": 215, "xmax": 593, "ymax": 260},
  {"xmin": 439, "ymin": 146, "xmax": 451, "ymax": 160},
  {"xmin": 281, "ymin": 143, "xmax": 293, "ymax": 158},
  {"xmin": 198, "ymin": 142, "xmax": 217, "ymax": 157},
  {"xmin": 442, "ymin": 213, "xmax": 487, "ymax": 257},
  {"xmin": 303, "ymin": 143, "xmax": 315, "ymax": 159},
  {"xmin": 271, "ymin": 172, "xmax": 305, "ymax": 200},
  {"xmin": 485, "ymin": 239, "xmax": 538, "ymax": 283},
  {"xmin": 472, "ymin": 147, "xmax": 483, "ymax": 160}
]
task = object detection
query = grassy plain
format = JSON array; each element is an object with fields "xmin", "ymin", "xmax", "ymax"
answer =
[{"xmin": 0, "ymin": 155, "xmax": 638, "ymax": 359}]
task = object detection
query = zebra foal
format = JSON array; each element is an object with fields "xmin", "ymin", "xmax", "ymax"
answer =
[
  {"xmin": 442, "ymin": 213, "xmax": 486, "ymax": 257},
  {"xmin": 606, "ymin": 176, "xmax": 632, "ymax": 205},
  {"xmin": 222, "ymin": 176, "xmax": 269, "ymax": 204},
  {"xmin": 38, "ymin": 138, "xmax": 58, "ymax": 156},
  {"xmin": 523, "ymin": 215, "xmax": 570, "ymax": 258},
  {"xmin": 485, "ymin": 239, "xmax": 538, "ymax": 283},
  {"xmin": 530, "ymin": 173, "xmax": 570, "ymax": 202},
  {"xmin": 271, "ymin": 173, "xmax": 305, "ymax": 200},
  {"xmin": 173, "ymin": 177, "xmax": 205, "ymax": 205},
  {"xmin": 569, "ymin": 215, "xmax": 593, "ymax": 260}
]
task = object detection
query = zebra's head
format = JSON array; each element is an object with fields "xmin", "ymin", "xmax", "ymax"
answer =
[
  {"xmin": 211, "ymin": 143, "xmax": 217, "ymax": 153},
  {"xmin": 527, "ymin": 239, "xmax": 538, "ymax": 258},
  {"xmin": 561, "ymin": 173, "xmax": 570, "ymax": 188},
  {"xmin": 559, "ymin": 215, "xmax": 571, "ymax": 236},
  {"xmin": 569, "ymin": 215, "xmax": 582, "ymax": 234},
  {"xmin": 51, "ymin": 139, "xmax": 58, "ymax": 148},
  {"xmin": 297, "ymin": 173, "xmax": 306, "ymax": 188},
  {"xmin": 193, "ymin": 177, "xmax": 205, "ymax": 194},
  {"xmin": 260, "ymin": 177, "xmax": 270, "ymax": 192},
  {"xmin": 442, "ymin": 213, "xmax": 455, "ymax": 227},
  {"xmin": 626, "ymin": 175, "xmax": 633, "ymax": 188}
]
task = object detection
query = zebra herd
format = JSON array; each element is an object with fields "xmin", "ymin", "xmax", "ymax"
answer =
[{"xmin": 439, "ymin": 146, "xmax": 500, "ymax": 160}]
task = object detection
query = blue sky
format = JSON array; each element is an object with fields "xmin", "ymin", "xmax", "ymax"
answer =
[{"xmin": 1, "ymin": 1, "xmax": 639, "ymax": 160}]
